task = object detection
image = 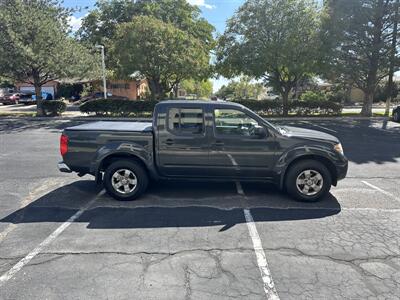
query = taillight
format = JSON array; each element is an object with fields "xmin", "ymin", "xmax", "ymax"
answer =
[{"xmin": 60, "ymin": 134, "xmax": 68, "ymax": 156}]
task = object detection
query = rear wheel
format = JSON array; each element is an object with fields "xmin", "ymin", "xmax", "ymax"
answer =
[
  {"xmin": 285, "ymin": 160, "xmax": 332, "ymax": 202},
  {"xmin": 104, "ymin": 160, "xmax": 149, "ymax": 201}
]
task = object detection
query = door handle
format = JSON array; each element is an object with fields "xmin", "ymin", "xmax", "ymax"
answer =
[
  {"xmin": 165, "ymin": 139, "xmax": 174, "ymax": 145},
  {"xmin": 213, "ymin": 141, "xmax": 224, "ymax": 147}
]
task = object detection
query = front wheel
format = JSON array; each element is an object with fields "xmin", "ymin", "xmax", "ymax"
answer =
[
  {"xmin": 104, "ymin": 160, "xmax": 149, "ymax": 201},
  {"xmin": 285, "ymin": 160, "xmax": 332, "ymax": 202}
]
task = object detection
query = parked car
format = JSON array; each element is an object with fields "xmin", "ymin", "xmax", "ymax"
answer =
[
  {"xmin": 58, "ymin": 100, "xmax": 348, "ymax": 202},
  {"xmin": 32, "ymin": 92, "xmax": 53, "ymax": 100},
  {"xmin": 393, "ymin": 106, "xmax": 400, "ymax": 122},
  {"xmin": 17, "ymin": 93, "xmax": 35, "ymax": 105},
  {"xmin": 0, "ymin": 93, "xmax": 20, "ymax": 105},
  {"xmin": 19, "ymin": 92, "xmax": 53, "ymax": 105}
]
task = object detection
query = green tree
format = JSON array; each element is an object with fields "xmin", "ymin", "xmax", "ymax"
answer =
[
  {"xmin": 77, "ymin": 0, "xmax": 138, "ymax": 46},
  {"xmin": 180, "ymin": 79, "xmax": 213, "ymax": 99},
  {"xmin": 216, "ymin": 0, "xmax": 321, "ymax": 116},
  {"xmin": 78, "ymin": 0, "xmax": 214, "ymax": 59},
  {"xmin": 321, "ymin": 0, "xmax": 397, "ymax": 116},
  {"xmin": 0, "ymin": 76, "xmax": 14, "ymax": 88},
  {"xmin": 216, "ymin": 77, "xmax": 266, "ymax": 100},
  {"xmin": 112, "ymin": 16, "xmax": 211, "ymax": 99},
  {"xmin": 0, "ymin": 0, "xmax": 98, "ymax": 115}
]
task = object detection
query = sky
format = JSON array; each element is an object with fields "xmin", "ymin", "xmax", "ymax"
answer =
[{"xmin": 64, "ymin": 0, "xmax": 244, "ymax": 92}]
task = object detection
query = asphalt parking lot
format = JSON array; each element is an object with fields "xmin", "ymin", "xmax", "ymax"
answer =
[{"xmin": 0, "ymin": 117, "xmax": 399, "ymax": 299}]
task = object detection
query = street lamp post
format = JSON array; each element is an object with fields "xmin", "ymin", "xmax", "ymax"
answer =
[{"xmin": 95, "ymin": 45, "xmax": 107, "ymax": 99}]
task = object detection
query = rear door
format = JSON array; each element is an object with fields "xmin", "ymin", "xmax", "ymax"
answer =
[{"xmin": 157, "ymin": 106, "xmax": 210, "ymax": 177}]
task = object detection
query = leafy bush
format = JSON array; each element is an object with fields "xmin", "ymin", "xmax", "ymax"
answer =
[
  {"xmin": 300, "ymin": 91, "xmax": 327, "ymax": 102},
  {"xmin": 326, "ymin": 90, "xmax": 346, "ymax": 103},
  {"xmin": 80, "ymin": 99, "xmax": 159, "ymax": 116},
  {"xmin": 289, "ymin": 100, "xmax": 342, "ymax": 115},
  {"xmin": 79, "ymin": 98, "xmax": 342, "ymax": 117},
  {"xmin": 42, "ymin": 100, "xmax": 67, "ymax": 116},
  {"xmin": 234, "ymin": 99, "xmax": 342, "ymax": 116},
  {"xmin": 234, "ymin": 99, "xmax": 283, "ymax": 115}
]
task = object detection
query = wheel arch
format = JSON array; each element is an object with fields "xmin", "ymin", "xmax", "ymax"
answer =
[
  {"xmin": 281, "ymin": 155, "xmax": 338, "ymax": 189},
  {"xmin": 98, "ymin": 153, "xmax": 151, "ymax": 182}
]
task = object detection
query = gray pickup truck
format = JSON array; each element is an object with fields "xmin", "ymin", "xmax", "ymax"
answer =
[{"xmin": 59, "ymin": 100, "xmax": 348, "ymax": 201}]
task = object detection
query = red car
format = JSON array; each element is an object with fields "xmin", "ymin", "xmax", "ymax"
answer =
[{"xmin": 0, "ymin": 93, "xmax": 20, "ymax": 105}]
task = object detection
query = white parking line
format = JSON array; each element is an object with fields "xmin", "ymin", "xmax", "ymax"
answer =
[
  {"xmin": 301, "ymin": 121, "xmax": 338, "ymax": 133},
  {"xmin": 361, "ymin": 181, "xmax": 400, "ymax": 203},
  {"xmin": 235, "ymin": 181, "xmax": 280, "ymax": 300},
  {"xmin": 0, "ymin": 190, "xmax": 105, "ymax": 286}
]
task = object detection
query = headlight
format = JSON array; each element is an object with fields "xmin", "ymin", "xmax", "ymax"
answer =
[{"xmin": 334, "ymin": 143, "xmax": 344, "ymax": 155}]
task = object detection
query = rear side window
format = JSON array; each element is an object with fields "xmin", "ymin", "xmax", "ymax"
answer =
[{"xmin": 168, "ymin": 108, "xmax": 204, "ymax": 134}]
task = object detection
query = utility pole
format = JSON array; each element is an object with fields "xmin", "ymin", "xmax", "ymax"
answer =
[{"xmin": 95, "ymin": 45, "xmax": 107, "ymax": 99}]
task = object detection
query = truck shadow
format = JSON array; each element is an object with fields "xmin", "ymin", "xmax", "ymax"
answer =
[{"xmin": 0, "ymin": 180, "xmax": 341, "ymax": 231}]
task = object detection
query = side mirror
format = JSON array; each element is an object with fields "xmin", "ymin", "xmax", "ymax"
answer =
[{"xmin": 254, "ymin": 125, "xmax": 267, "ymax": 138}]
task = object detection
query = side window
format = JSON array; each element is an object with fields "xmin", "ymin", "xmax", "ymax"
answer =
[
  {"xmin": 168, "ymin": 108, "xmax": 204, "ymax": 134},
  {"xmin": 214, "ymin": 109, "xmax": 259, "ymax": 136}
]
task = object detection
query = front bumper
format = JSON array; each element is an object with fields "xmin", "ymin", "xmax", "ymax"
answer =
[
  {"xmin": 58, "ymin": 162, "xmax": 72, "ymax": 173},
  {"xmin": 336, "ymin": 160, "xmax": 348, "ymax": 181}
]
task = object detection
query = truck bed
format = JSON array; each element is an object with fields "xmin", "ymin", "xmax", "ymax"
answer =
[
  {"xmin": 67, "ymin": 121, "xmax": 153, "ymax": 132},
  {"xmin": 62, "ymin": 121, "xmax": 154, "ymax": 175}
]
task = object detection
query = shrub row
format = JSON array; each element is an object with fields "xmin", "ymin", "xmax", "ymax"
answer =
[
  {"xmin": 80, "ymin": 99, "xmax": 159, "ymax": 116},
  {"xmin": 234, "ymin": 99, "xmax": 342, "ymax": 116},
  {"xmin": 42, "ymin": 100, "xmax": 67, "ymax": 116},
  {"xmin": 79, "ymin": 98, "xmax": 342, "ymax": 117}
]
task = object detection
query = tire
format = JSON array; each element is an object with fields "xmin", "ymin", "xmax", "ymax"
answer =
[
  {"xmin": 393, "ymin": 111, "xmax": 400, "ymax": 122},
  {"xmin": 285, "ymin": 159, "xmax": 332, "ymax": 202},
  {"xmin": 103, "ymin": 159, "xmax": 149, "ymax": 201}
]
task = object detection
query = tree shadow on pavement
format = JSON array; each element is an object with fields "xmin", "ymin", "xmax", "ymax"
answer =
[
  {"xmin": 318, "ymin": 119, "xmax": 400, "ymax": 165},
  {"xmin": 0, "ymin": 180, "xmax": 341, "ymax": 231},
  {"xmin": 0, "ymin": 118, "xmax": 86, "ymax": 134},
  {"xmin": 273, "ymin": 118, "xmax": 400, "ymax": 165}
]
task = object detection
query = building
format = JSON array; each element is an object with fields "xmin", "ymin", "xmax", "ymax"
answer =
[
  {"xmin": 95, "ymin": 79, "xmax": 148, "ymax": 100},
  {"xmin": 14, "ymin": 79, "xmax": 149, "ymax": 100},
  {"xmin": 15, "ymin": 81, "xmax": 59, "ymax": 98}
]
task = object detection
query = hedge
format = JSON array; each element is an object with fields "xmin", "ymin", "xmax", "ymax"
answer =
[
  {"xmin": 234, "ymin": 99, "xmax": 342, "ymax": 116},
  {"xmin": 80, "ymin": 99, "xmax": 159, "ymax": 117},
  {"xmin": 42, "ymin": 100, "xmax": 67, "ymax": 116},
  {"xmin": 79, "ymin": 98, "xmax": 342, "ymax": 117}
]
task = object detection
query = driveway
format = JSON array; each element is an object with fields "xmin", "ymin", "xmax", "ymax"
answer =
[{"xmin": 0, "ymin": 118, "xmax": 399, "ymax": 299}]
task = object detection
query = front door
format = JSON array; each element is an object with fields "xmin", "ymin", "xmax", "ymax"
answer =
[
  {"xmin": 209, "ymin": 108, "xmax": 276, "ymax": 178},
  {"xmin": 157, "ymin": 107, "xmax": 210, "ymax": 177}
]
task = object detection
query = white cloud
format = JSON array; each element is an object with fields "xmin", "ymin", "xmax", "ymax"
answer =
[
  {"xmin": 187, "ymin": 0, "xmax": 216, "ymax": 9},
  {"xmin": 68, "ymin": 15, "xmax": 84, "ymax": 32}
]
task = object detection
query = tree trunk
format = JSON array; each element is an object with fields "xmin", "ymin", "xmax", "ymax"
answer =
[
  {"xmin": 32, "ymin": 70, "xmax": 44, "ymax": 116},
  {"xmin": 148, "ymin": 78, "xmax": 164, "ymax": 100},
  {"xmin": 362, "ymin": 0, "xmax": 385, "ymax": 117},
  {"xmin": 344, "ymin": 84, "xmax": 352, "ymax": 105},
  {"xmin": 34, "ymin": 84, "xmax": 44, "ymax": 116},
  {"xmin": 282, "ymin": 89, "xmax": 290, "ymax": 117},
  {"xmin": 361, "ymin": 91, "xmax": 374, "ymax": 116},
  {"xmin": 385, "ymin": 0, "xmax": 399, "ymax": 116},
  {"xmin": 173, "ymin": 83, "xmax": 179, "ymax": 99}
]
